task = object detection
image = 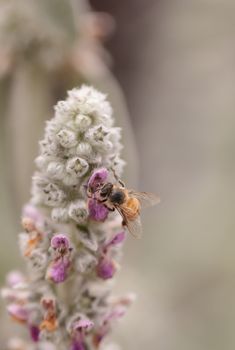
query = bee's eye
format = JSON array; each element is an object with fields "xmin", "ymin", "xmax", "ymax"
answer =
[
  {"xmin": 100, "ymin": 191, "xmax": 107, "ymax": 197},
  {"xmin": 110, "ymin": 190, "xmax": 125, "ymax": 204}
]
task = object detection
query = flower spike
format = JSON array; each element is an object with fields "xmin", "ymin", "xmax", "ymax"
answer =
[{"xmin": 2, "ymin": 86, "xmax": 134, "ymax": 349}]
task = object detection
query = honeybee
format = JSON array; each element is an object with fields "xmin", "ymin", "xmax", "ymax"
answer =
[{"xmin": 88, "ymin": 172, "xmax": 160, "ymax": 238}]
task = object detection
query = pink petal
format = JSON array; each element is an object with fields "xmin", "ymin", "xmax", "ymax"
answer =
[
  {"xmin": 47, "ymin": 259, "xmax": 70, "ymax": 284},
  {"xmin": 88, "ymin": 168, "xmax": 108, "ymax": 191},
  {"xmin": 105, "ymin": 231, "xmax": 126, "ymax": 248},
  {"xmin": 96, "ymin": 257, "xmax": 116, "ymax": 280},
  {"xmin": 51, "ymin": 234, "xmax": 70, "ymax": 249},
  {"xmin": 29, "ymin": 325, "xmax": 40, "ymax": 342},
  {"xmin": 22, "ymin": 204, "xmax": 44, "ymax": 225},
  {"xmin": 6, "ymin": 271, "xmax": 25, "ymax": 287},
  {"xmin": 88, "ymin": 198, "xmax": 109, "ymax": 222},
  {"xmin": 73, "ymin": 318, "xmax": 94, "ymax": 332},
  {"xmin": 7, "ymin": 304, "xmax": 28, "ymax": 323}
]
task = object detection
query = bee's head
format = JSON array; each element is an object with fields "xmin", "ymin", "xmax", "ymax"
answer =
[{"xmin": 99, "ymin": 182, "xmax": 113, "ymax": 200}]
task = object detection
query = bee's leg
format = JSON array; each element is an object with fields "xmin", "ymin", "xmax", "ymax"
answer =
[
  {"xmin": 100, "ymin": 198, "xmax": 108, "ymax": 203},
  {"xmin": 108, "ymin": 207, "xmax": 115, "ymax": 212},
  {"xmin": 104, "ymin": 203, "xmax": 115, "ymax": 212},
  {"xmin": 122, "ymin": 219, "xmax": 127, "ymax": 226}
]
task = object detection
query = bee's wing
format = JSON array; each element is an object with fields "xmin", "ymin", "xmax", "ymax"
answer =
[
  {"xmin": 129, "ymin": 191, "xmax": 160, "ymax": 209},
  {"xmin": 115, "ymin": 205, "xmax": 142, "ymax": 239},
  {"xmin": 126, "ymin": 215, "xmax": 142, "ymax": 239}
]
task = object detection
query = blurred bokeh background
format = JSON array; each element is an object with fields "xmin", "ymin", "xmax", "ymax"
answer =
[{"xmin": 1, "ymin": 0, "xmax": 235, "ymax": 349}]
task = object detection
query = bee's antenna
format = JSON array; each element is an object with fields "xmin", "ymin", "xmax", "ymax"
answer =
[{"xmin": 110, "ymin": 167, "xmax": 125, "ymax": 188}]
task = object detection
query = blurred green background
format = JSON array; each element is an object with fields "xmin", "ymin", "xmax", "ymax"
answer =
[{"xmin": 1, "ymin": 1, "xmax": 235, "ymax": 349}]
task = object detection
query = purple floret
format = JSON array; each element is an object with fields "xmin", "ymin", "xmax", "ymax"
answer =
[
  {"xmin": 49, "ymin": 258, "xmax": 70, "ymax": 283},
  {"xmin": 88, "ymin": 168, "xmax": 108, "ymax": 192},
  {"xmin": 88, "ymin": 198, "xmax": 109, "ymax": 222},
  {"xmin": 29, "ymin": 325, "xmax": 40, "ymax": 342},
  {"xmin": 96, "ymin": 257, "xmax": 116, "ymax": 280}
]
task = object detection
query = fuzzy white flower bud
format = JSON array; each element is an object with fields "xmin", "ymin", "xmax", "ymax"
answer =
[
  {"xmin": 28, "ymin": 250, "xmax": 48, "ymax": 280},
  {"xmin": 55, "ymin": 100, "xmax": 77, "ymax": 121},
  {"xmin": 85, "ymin": 125, "xmax": 112, "ymax": 151},
  {"xmin": 75, "ymin": 114, "xmax": 92, "ymax": 131},
  {"xmin": 47, "ymin": 161, "xmax": 65, "ymax": 180},
  {"xmin": 56, "ymin": 129, "xmax": 77, "ymax": 148},
  {"xmin": 51, "ymin": 207, "xmax": 69, "ymax": 223},
  {"xmin": 76, "ymin": 142, "xmax": 93, "ymax": 158},
  {"xmin": 35, "ymin": 155, "xmax": 49, "ymax": 169},
  {"xmin": 66, "ymin": 157, "xmax": 89, "ymax": 178},
  {"xmin": 43, "ymin": 183, "xmax": 66, "ymax": 206},
  {"xmin": 68, "ymin": 200, "xmax": 88, "ymax": 224}
]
